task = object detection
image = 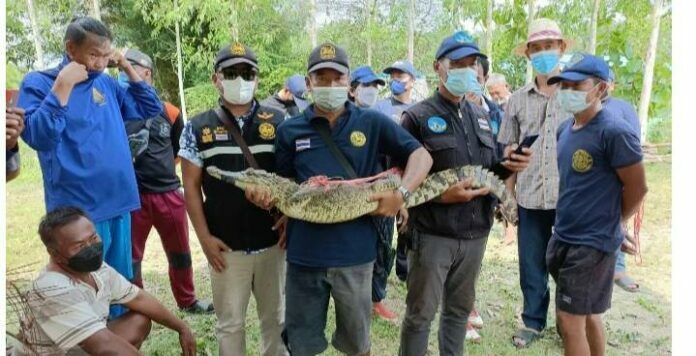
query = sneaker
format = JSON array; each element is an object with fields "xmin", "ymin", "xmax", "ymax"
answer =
[
  {"xmin": 468, "ymin": 310, "xmax": 483, "ymax": 329},
  {"xmin": 372, "ymin": 301, "xmax": 398, "ymax": 321},
  {"xmin": 465, "ymin": 322, "xmax": 482, "ymax": 343},
  {"xmin": 181, "ymin": 299, "xmax": 214, "ymax": 314}
]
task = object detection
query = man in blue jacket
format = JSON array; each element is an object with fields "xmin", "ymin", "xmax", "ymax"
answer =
[{"xmin": 17, "ymin": 16, "xmax": 163, "ymax": 318}]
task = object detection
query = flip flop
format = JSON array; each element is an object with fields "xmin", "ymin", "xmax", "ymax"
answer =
[
  {"xmin": 468, "ymin": 312, "xmax": 484, "ymax": 329},
  {"xmin": 512, "ymin": 327, "xmax": 541, "ymax": 348},
  {"xmin": 466, "ymin": 325, "xmax": 482, "ymax": 343},
  {"xmin": 614, "ymin": 275, "xmax": 640, "ymax": 293}
]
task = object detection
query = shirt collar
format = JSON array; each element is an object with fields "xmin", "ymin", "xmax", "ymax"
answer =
[
  {"xmin": 305, "ymin": 101, "xmax": 355, "ymax": 124},
  {"xmin": 219, "ymin": 99, "xmax": 258, "ymax": 122}
]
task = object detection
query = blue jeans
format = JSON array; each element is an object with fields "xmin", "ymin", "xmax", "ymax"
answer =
[
  {"xmin": 95, "ymin": 212, "xmax": 133, "ymax": 319},
  {"xmin": 615, "ymin": 250, "xmax": 626, "ymax": 273},
  {"xmin": 517, "ymin": 207, "xmax": 555, "ymax": 332},
  {"xmin": 372, "ymin": 217, "xmax": 395, "ymax": 302}
]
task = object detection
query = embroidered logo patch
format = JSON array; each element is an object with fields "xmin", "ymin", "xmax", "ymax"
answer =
[
  {"xmin": 257, "ymin": 111, "xmax": 274, "ymax": 121},
  {"xmin": 477, "ymin": 117, "xmax": 491, "ymax": 131},
  {"xmin": 231, "ymin": 42, "xmax": 246, "ymax": 56},
  {"xmin": 572, "ymin": 149, "xmax": 593, "ymax": 173},
  {"xmin": 259, "ymin": 122, "xmax": 276, "ymax": 140},
  {"xmin": 295, "ymin": 138, "xmax": 311, "ymax": 151},
  {"xmin": 320, "ymin": 44, "xmax": 336, "ymax": 59},
  {"xmin": 427, "ymin": 116, "xmax": 447, "ymax": 134},
  {"xmin": 201, "ymin": 127, "xmax": 213, "ymax": 143},
  {"xmin": 92, "ymin": 87, "xmax": 106, "ymax": 105},
  {"xmin": 350, "ymin": 131, "xmax": 367, "ymax": 147},
  {"xmin": 214, "ymin": 126, "xmax": 228, "ymax": 141}
]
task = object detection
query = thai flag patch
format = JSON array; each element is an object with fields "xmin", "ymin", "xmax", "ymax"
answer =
[{"xmin": 295, "ymin": 138, "xmax": 311, "ymax": 151}]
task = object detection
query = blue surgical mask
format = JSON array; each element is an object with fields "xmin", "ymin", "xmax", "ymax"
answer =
[
  {"xmin": 312, "ymin": 86, "xmax": 348, "ymax": 112},
  {"xmin": 530, "ymin": 50, "xmax": 561, "ymax": 75},
  {"xmin": 444, "ymin": 67, "xmax": 480, "ymax": 97},
  {"xmin": 557, "ymin": 89, "xmax": 591, "ymax": 114},
  {"xmin": 390, "ymin": 80, "xmax": 407, "ymax": 96}
]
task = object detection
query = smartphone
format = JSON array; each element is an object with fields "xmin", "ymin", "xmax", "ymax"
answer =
[
  {"xmin": 513, "ymin": 134, "xmax": 538, "ymax": 155},
  {"xmin": 6, "ymin": 89, "xmax": 19, "ymax": 109}
]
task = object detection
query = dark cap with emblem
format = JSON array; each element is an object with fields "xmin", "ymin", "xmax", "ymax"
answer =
[
  {"xmin": 307, "ymin": 42, "xmax": 350, "ymax": 75},
  {"xmin": 125, "ymin": 48, "xmax": 154, "ymax": 70},
  {"xmin": 548, "ymin": 53, "xmax": 610, "ymax": 85},
  {"xmin": 215, "ymin": 42, "xmax": 258, "ymax": 71},
  {"xmin": 435, "ymin": 31, "xmax": 487, "ymax": 61}
]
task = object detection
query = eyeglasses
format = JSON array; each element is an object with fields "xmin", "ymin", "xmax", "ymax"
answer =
[{"xmin": 219, "ymin": 69, "xmax": 257, "ymax": 81}]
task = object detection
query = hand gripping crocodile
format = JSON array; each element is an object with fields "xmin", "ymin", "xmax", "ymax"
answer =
[{"xmin": 206, "ymin": 166, "xmax": 518, "ymax": 225}]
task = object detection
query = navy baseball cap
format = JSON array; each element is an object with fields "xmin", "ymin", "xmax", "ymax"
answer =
[
  {"xmin": 350, "ymin": 65, "xmax": 386, "ymax": 85},
  {"xmin": 285, "ymin": 74, "xmax": 308, "ymax": 99},
  {"xmin": 435, "ymin": 31, "xmax": 487, "ymax": 61},
  {"xmin": 383, "ymin": 60, "xmax": 417, "ymax": 78},
  {"xmin": 548, "ymin": 53, "xmax": 610, "ymax": 85},
  {"xmin": 307, "ymin": 42, "xmax": 350, "ymax": 75},
  {"xmin": 215, "ymin": 42, "xmax": 258, "ymax": 71}
]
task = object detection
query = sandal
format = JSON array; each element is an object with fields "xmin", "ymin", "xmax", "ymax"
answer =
[
  {"xmin": 468, "ymin": 310, "xmax": 483, "ymax": 329},
  {"xmin": 466, "ymin": 323, "xmax": 482, "ymax": 343},
  {"xmin": 614, "ymin": 275, "xmax": 640, "ymax": 293},
  {"xmin": 512, "ymin": 327, "xmax": 541, "ymax": 348}
]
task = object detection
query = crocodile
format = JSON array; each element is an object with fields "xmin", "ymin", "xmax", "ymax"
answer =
[{"xmin": 206, "ymin": 165, "xmax": 518, "ymax": 225}]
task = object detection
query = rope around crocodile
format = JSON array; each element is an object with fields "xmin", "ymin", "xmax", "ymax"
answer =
[{"xmin": 206, "ymin": 165, "xmax": 518, "ymax": 225}]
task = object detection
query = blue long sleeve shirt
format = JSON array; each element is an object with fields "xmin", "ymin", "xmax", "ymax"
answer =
[{"xmin": 18, "ymin": 56, "xmax": 163, "ymax": 222}]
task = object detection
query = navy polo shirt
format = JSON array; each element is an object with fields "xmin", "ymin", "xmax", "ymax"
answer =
[
  {"xmin": 275, "ymin": 102, "xmax": 422, "ymax": 268},
  {"xmin": 553, "ymin": 109, "xmax": 643, "ymax": 253}
]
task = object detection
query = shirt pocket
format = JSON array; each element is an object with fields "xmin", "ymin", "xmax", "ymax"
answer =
[
  {"xmin": 422, "ymin": 134, "xmax": 458, "ymax": 171},
  {"xmin": 474, "ymin": 127, "xmax": 497, "ymax": 166}
]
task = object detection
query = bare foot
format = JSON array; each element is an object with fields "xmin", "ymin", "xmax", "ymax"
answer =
[{"xmin": 503, "ymin": 225, "xmax": 517, "ymax": 245}]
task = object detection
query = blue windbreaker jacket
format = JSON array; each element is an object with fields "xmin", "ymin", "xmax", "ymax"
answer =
[{"xmin": 18, "ymin": 56, "xmax": 163, "ymax": 222}]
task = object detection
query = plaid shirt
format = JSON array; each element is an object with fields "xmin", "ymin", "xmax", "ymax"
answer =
[{"xmin": 497, "ymin": 81, "xmax": 573, "ymax": 210}]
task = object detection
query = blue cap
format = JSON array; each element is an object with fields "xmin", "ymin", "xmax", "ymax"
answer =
[
  {"xmin": 383, "ymin": 60, "xmax": 417, "ymax": 78},
  {"xmin": 548, "ymin": 53, "xmax": 611, "ymax": 85},
  {"xmin": 285, "ymin": 74, "xmax": 307, "ymax": 99},
  {"xmin": 435, "ymin": 31, "xmax": 487, "ymax": 61},
  {"xmin": 350, "ymin": 65, "xmax": 386, "ymax": 85}
]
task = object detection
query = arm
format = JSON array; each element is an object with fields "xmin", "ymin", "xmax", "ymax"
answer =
[
  {"xmin": 171, "ymin": 113, "xmax": 184, "ymax": 164},
  {"xmin": 400, "ymin": 147, "xmax": 433, "ymax": 192},
  {"xmin": 79, "ymin": 329, "xmax": 140, "ymax": 355},
  {"xmin": 125, "ymin": 290, "xmax": 196, "ymax": 356},
  {"xmin": 616, "ymin": 162, "xmax": 648, "ymax": 222},
  {"xmin": 18, "ymin": 75, "xmax": 70, "ymax": 151}
]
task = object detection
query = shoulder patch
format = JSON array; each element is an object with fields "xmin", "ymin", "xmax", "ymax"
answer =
[{"xmin": 427, "ymin": 116, "xmax": 447, "ymax": 134}]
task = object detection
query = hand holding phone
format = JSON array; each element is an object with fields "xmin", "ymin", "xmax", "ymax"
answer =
[{"xmin": 513, "ymin": 134, "xmax": 538, "ymax": 156}]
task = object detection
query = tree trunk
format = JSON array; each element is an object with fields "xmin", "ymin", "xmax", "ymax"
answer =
[
  {"xmin": 308, "ymin": 0, "xmax": 317, "ymax": 47},
  {"xmin": 90, "ymin": 0, "xmax": 101, "ymax": 20},
  {"xmin": 525, "ymin": 0, "xmax": 535, "ymax": 84},
  {"xmin": 230, "ymin": 0, "xmax": 239, "ymax": 41},
  {"xmin": 588, "ymin": 0, "xmax": 601, "ymax": 54},
  {"xmin": 365, "ymin": 0, "xmax": 377, "ymax": 66},
  {"xmin": 174, "ymin": 0, "xmax": 188, "ymax": 121},
  {"xmin": 407, "ymin": 0, "xmax": 414, "ymax": 62},
  {"xmin": 26, "ymin": 0, "xmax": 44, "ymax": 69},
  {"xmin": 638, "ymin": 0, "xmax": 663, "ymax": 144},
  {"xmin": 485, "ymin": 0, "xmax": 493, "ymax": 66}
]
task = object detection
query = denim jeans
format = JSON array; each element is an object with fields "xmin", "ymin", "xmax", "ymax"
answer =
[
  {"xmin": 615, "ymin": 250, "xmax": 626, "ymax": 273},
  {"xmin": 517, "ymin": 206, "xmax": 556, "ymax": 332}
]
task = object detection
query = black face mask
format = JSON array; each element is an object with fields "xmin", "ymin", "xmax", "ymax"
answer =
[{"xmin": 64, "ymin": 242, "xmax": 104, "ymax": 273}]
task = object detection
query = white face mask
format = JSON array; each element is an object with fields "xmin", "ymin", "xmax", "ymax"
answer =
[
  {"xmin": 312, "ymin": 86, "xmax": 349, "ymax": 112},
  {"xmin": 222, "ymin": 77, "xmax": 255, "ymax": 105},
  {"xmin": 356, "ymin": 86, "xmax": 379, "ymax": 108},
  {"xmin": 557, "ymin": 84, "xmax": 602, "ymax": 114}
]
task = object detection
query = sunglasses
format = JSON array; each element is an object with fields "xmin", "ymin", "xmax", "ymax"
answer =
[{"xmin": 219, "ymin": 69, "xmax": 257, "ymax": 81}]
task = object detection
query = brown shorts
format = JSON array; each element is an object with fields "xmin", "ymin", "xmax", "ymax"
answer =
[{"xmin": 546, "ymin": 238, "xmax": 617, "ymax": 315}]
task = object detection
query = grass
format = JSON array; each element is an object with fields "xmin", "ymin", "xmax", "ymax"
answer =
[{"xmin": 6, "ymin": 145, "xmax": 672, "ymax": 355}]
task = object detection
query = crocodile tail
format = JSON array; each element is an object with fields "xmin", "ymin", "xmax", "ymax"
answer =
[
  {"xmin": 406, "ymin": 168, "xmax": 460, "ymax": 207},
  {"xmin": 499, "ymin": 190, "xmax": 519, "ymax": 226}
]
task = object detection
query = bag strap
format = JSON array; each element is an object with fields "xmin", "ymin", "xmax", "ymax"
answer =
[
  {"xmin": 309, "ymin": 118, "xmax": 358, "ymax": 179},
  {"xmin": 214, "ymin": 106, "xmax": 260, "ymax": 169}
]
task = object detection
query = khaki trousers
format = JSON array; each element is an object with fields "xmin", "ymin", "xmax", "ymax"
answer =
[{"xmin": 210, "ymin": 244, "xmax": 287, "ymax": 356}]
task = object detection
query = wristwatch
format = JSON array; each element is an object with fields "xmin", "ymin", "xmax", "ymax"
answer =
[{"xmin": 397, "ymin": 186, "xmax": 411, "ymax": 203}]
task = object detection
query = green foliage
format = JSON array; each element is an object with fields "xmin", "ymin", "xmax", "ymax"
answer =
[
  {"xmin": 6, "ymin": 63, "xmax": 25, "ymax": 89},
  {"xmin": 5, "ymin": 0, "xmax": 671, "ymax": 138},
  {"xmin": 183, "ymin": 83, "xmax": 218, "ymax": 117}
]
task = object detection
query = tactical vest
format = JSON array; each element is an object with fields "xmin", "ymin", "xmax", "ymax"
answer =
[
  {"xmin": 404, "ymin": 96, "xmax": 499, "ymax": 240},
  {"xmin": 190, "ymin": 103, "xmax": 284, "ymax": 251}
]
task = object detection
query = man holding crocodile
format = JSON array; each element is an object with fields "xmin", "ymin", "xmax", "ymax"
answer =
[
  {"xmin": 247, "ymin": 42, "xmax": 433, "ymax": 356},
  {"xmin": 398, "ymin": 31, "xmax": 533, "ymax": 355}
]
